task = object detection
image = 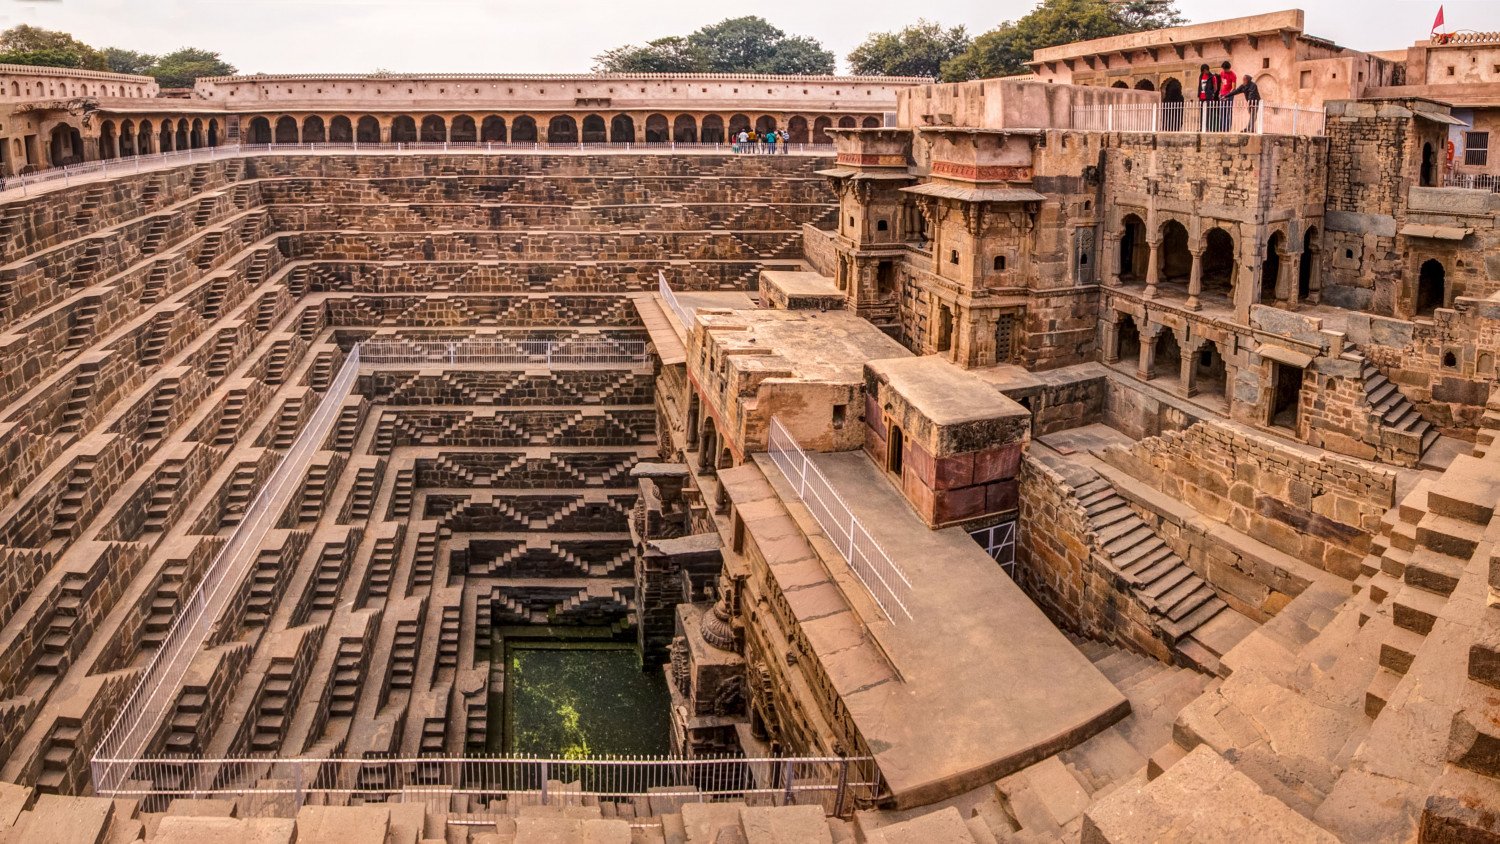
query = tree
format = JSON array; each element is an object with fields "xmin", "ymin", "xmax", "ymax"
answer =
[
  {"xmin": 594, "ymin": 17, "xmax": 834, "ymax": 75},
  {"xmin": 0, "ymin": 25, "xmax": 106, "ymax": 70},
  {"xmin": 942, "ymin": 0, "xmax": 1183, "ymax": 81},
  {"xmin": 847, "ymin": 20, "xmax": 970, "ymax": 78},
  {"xmin": 104, "ymin": 47, "xmax": 158, "ymax": 76},
  {"xmin": 149, "ymin": 47, "xmax": 236, "ymax": 88},
  {"xmin": 593, "ymin": 37, "xmax": 705, "ymax": 74}
]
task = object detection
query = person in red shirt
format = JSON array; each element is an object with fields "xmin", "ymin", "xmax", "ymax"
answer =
[{"xmin": 1217, "ymin": 62, "xmax": 1237, "ymax": 131}]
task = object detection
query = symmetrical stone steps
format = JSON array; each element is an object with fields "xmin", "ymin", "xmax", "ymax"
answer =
[{"xmin": 1360, "ymin": 359, "xmax": 1438, "ymax": 455}]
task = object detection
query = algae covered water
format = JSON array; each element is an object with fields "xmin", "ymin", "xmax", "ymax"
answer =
[{"xmin": 500, "ymin": 641, "xmax": 672, "ymax": 757}]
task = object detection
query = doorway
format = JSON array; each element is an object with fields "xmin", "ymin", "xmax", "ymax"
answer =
[{"xmin": 1269, "ymin": 363, "xmax": 1303, "ymax": 430}]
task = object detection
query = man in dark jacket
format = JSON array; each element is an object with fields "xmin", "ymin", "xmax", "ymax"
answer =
[{"xmin": 1226, "ymin": 75, "xmax": 1261, "ymax": 132}]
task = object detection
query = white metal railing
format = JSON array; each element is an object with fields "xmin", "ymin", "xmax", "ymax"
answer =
[
  {"xmin": 92, "ymin": 345, "xmax": 362, "ymax": 793},
  {"xmin": 657, "ymin": 271, "xmax": 697, "ymax": 332},
  {"xmin": 1069, "ymin": 100, "xmax": 1325, "ymax": 137},
  {"xmin": 1443, "ymin": 172, "xmax": 1500, "ymax": 192},
  {"xmin": 359, "ymin": 337, "xmax": 650, "ymax": 365},
  {"xmin": 90, "ymin": 754, "xmax": 878, "ymax": 820},
  {"xmin": 766, "ymin": 418, "xmax": 914, "ymax": 622}
]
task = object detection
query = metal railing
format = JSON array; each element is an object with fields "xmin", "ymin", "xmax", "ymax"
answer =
[
  {"xmin": 766, "ymin": 418, "xmax": 914, "ymax": 622},
  {"xmin": 92, "ymin": 345, "xmax": 362, "ymax": 793},
  {"xmin": 91, "ymin": 754, "xmax": 877, "ymax": 820},
  {"xmin": 360, "ymin": 337, "xmax": 651, "ymax": 366},
  {"xmin": 1443, "ymin": 172, "xmax": 1500, "ymax": 192},
  {"xmin": 657, "ymin": 271, "xmax": 698, "ymax": 332},
  {"xmin": 1069, "ymin": 100, "xmax": 1325, "ymax": 137}
]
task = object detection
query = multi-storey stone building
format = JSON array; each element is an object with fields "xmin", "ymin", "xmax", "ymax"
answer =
[{"xmin": 0, "ymin": 8, "xmax": 1498, "ymax": 844}]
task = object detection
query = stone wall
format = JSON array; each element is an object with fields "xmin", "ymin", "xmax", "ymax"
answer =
[
  {"xmin": 1015, "ymin": 455, "xmax": 1175, "ymax": 662},
  {"xmin": 801, "ymin": 224, "xmax": 837, "ymax": 277},
  {"xmin": 1097, "ymin": 419, "xmax": 1395, "ymax": 578}
]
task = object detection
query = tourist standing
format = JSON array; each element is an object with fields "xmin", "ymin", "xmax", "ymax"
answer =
[
  {"xmin": 1196, "ymin": 64, "xmax": 1220, "ymax": 132},
  {"xmin": 767, "ymin": 129, "xmax": 778, "ymax": 155},
  {"xmin": 737, "ymin": 129, "xmax": 749, "ymax": 154},
  {"xmin": 1226, "ymin": 74, "xmax": 1261, "ymax": 132},
  {"xmin": 1217, "ymin": 62, "xmax": 1237, "ymax": 132}
]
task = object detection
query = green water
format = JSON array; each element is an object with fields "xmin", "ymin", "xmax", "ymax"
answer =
[{"xmin": 497, "ymin": 642, "xmax": 671, "ymax": 758}]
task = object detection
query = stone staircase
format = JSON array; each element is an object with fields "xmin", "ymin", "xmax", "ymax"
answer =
[{"xmin": 1359, "ymin": 357, "xmax": 1438, "ymax": 457}]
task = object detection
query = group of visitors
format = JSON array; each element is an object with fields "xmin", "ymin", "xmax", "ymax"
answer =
[
  {"xmin": 1196, "ymin": 61, "xmax": 1261, "ymax": 132},
  {"xmin": 732, "ymin": 129, "xmax": 791, "ymax": 154}
]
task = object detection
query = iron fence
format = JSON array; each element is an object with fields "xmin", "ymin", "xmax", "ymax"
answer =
[
  {"xmin": 92, "ymin": 346, "xmax": 362, "ymax": 793},
  {"xmin": 91, "ymin": 754, "xmax": 877, "ymax": 821},
  {"xmin": 360, "ymin": 337, "xmax": 651, "ymax": 366},
  {"xmin": 1443, "ymin": 172, "xmax": 1500, "ymax": 192},
  {"xmin": 1069, "ymin": 100, "xmax": 1325, "ymax": 137},
  {"xmin": 657, "ymin": 271, "xmax": 698, "ymax": 332},
  {"xmin": 766, "ymin": 418, "xmax": 914, "ymax": 622}
]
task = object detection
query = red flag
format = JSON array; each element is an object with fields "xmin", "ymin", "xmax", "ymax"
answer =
[{"xmin": 1432, "ymin": 5, "xmax": 1445, "ymax": 35}]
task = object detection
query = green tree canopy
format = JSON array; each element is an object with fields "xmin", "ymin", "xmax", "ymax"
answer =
[
  {"xmin": 594, "ymin": 16, "xmax": 834, "ymax": 75},
  {"xmin": 942, "ymin": 0, "xmax": 1183, "ymax": 81},
  {"xmin": 847, "ymin": 20, "xmax": 970, "ymax": 78},
  {"xmin": 104, "ymin": 47, "xmax": 158, "ymax": 76},
  {"xmin": 147, "ymin": 47, "xmax": 236, "ymax": 88},
  {"xmin": 0, "ymin": 25, "xmax": 107, "ymax": 70}
]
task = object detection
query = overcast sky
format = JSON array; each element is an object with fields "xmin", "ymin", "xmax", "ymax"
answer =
[{"xmin": 4, "ymin": 0, "xmax": 1499, "ymax": 75}]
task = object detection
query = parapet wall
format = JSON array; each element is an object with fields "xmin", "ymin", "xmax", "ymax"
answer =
[{"xmin": 1098, "ymin": 418, "xmax": 1395, "ymax": 578}]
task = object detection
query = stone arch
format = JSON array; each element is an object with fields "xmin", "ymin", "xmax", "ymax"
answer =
[
  {"xmin": 728, "ymin": 114, "xmax": 751, "ymax": 136},
  {"xmin": 246, "ymin": 117, "xmax": 271, "ymax": 146},
  {"xmin": 1135, "ymin": 79, "xmax": 1156, "ymax": 91},
  {"xmin": 547, "ymin": 115, "xmax": 578, "ymax": 144},
  {"xmin": 160, "ymin": 120, "xmax": 175, "ymax": 151},
  {"xmin": 391, "ymin": 115, "xmax": 417, "ymax": 142},
  {"xmin": 1417, "ymin": 258, "xmax": 1446, "ymax": 316},
  {"xmin": 755, "ymin": 115, "xmax": 778, "ymax": 135},
  {"xmin": 1260, "ymin": 230, "xmax": 1285, "ymax": 304},
  {"xmin": 581, "ymin": 114, "xmax": 607, "ymax": 143},
  {"xmin": 481, "ymin": 115, "xmax": 507, "ymax": 142},
  {"xmin": 207, "ymin": 119, "xmax": 220, "ymax": 147},
  {"xmin": 329, "ymin": 115, "xmax": 353, "ymax": 143},
  {"xmin": 1120, "ymin": 213, "xmax": 1148, "ymax": 281},
  {"xmin": 420, "ymin": 115, "xmax": 446, "ymax": 142},
  {"xmin": 1194, "ymin": 338, "xmax": 1228, "ymax": 399},
  {"xmin": 1203, "ymin": 227, "xmax": 1236, "ymax": 296},
  {"xmin": 1115, "ymin": 314, "xmax": 1142, "ymax": 366},
  {"xmin": 838, "ymin": 116, "xmax": 857, "ymax": 129},
  {"xmin": 862, "ymin": 115, "xmax": 881, "ymax": 128},
  {"xmin": 673, "ymin": 114, "xmax": 697, "ymax": 143},
  {"xmin": 813, "ymin": 116, "xmax": 833, "ymax": 144},
  {"xmin": 1112, "ymin": 81, "xmax": 1130, "ymax": 89},
  {"xmin": 176, "ymin": 121, "xmax": 189, "ymax": 150},
  {"xmin": 645, "ymin": 113, "xmax": 669, "ymax": 142},
  {"xmin": 609, "ymin": 114, "xmax": 634, "ymax": 143},
  {"xmin": 119, "ymin": 120, "xmax": 136, "ymax": 156},
  {"xmin": 1151, "ymin": 326, "xmax": 1182, "ymax": 382},
  {"xmin": 701, "ymin": 114, "xmax": 725, "ymax": 144},
  {"xmin": 274, "ymin": 115, "xmax": 299, "ymax": 144},
  {"xmin": 356, "ymin": 116, "xmax": 380, "ymax": 143},
  {"xmin": 302, "ymin": 115, "xmax": 326, "ymax": 143},
  {"xmin": 1160, "ymin": 78, "xmax": 1185, "ymax": 130},
  {"xmin": 787, "ymin": 115, "xmax": 809, "ymax": 144},
  {"xmin": 48, "ymin": 124, "xmax": 83, "ymax": 166},
  {"xmin": 1160, "ymin": 219, "xmax": 1191, "ymax": 281},
  {"xmin": 138, "ymin": 120, "xmax": 155, "ymax": 154},
  {"xmin": 450, "ymin": 114, "xmax": 477, "ymax": 143},
  {"xmin": 512, "ymin": 115, "xmax": 537, "ymax": 143},
  {"xmin": 99, "ymin": 121, "xmax": 117, "ymax": 159}
]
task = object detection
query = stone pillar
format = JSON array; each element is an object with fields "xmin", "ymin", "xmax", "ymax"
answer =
[
  {"xmin": 1305, "ymin": 247, "xmax": 1321, "ymax": 304},
  {"xmin": 635, "ymin": 114, "xmax": 647, "ymax": 144},
  {"xmin": 1101, "ymin": 320, "xmax": 1120, "ymax": 363},
  {"xmin": 1186, "ymin": 247, "xmax": 1204, "ymax": 311},
  {"xmin": 1180, "ymin": 349, "xmax": 1198, "ymax": 398},
  {"xmin": 1104, "ymin": 233, "xmax": 1122, "ymax": 286},
  {"xmin": 1144, "ymin": 237, "xmax": 1161, "ymax": 299},
  {"xmin": 1283, "ymin": 250, "xmax": 1301, "ymax": 308},
  {"xmin": 1137, "ymin": 331, "xmax": 1156, "ymax": 379}
]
